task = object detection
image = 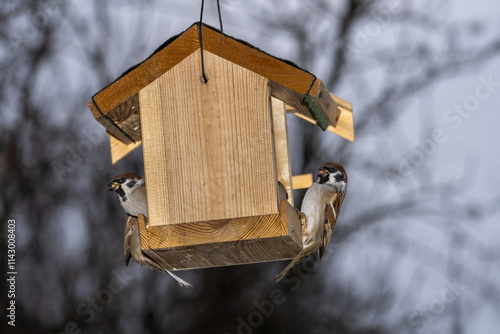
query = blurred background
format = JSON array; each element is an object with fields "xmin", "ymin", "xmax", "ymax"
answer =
[{"xmin": 1, "ymin": 0, "xmax": 500, "ymax": 333}]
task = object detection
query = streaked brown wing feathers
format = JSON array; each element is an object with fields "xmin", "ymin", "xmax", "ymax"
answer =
[
  {"xmin": 319, "ymin": 191, "xmax": 345, "ymax": 260},
  {"xmin": 124, "ymin": 215, "xmax": 136, "ymax": 267}
]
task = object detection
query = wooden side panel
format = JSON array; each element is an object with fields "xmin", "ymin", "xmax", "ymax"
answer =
[
  {"xmin": 271, "ymin": 97, "xmax": 293, "ymax": 205},
  {"xmin": 108, "ymin": 133, "xmax": 142, "ymax": 164},
  {"xmin": 140, "ymin": 50, "xmax": 277, "ymax": 226},
  {"xmin": 138, "ymin": 82, "xmax": 171, "ymax": 227},
  {"xmin": 138, "ymin": 200, "xmax": 303, "ymax": 270}
]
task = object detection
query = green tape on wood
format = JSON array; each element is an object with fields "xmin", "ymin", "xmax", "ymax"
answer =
[{"xmin": 303, "ymin": 95, "xmax": 329, "ymax": 131}]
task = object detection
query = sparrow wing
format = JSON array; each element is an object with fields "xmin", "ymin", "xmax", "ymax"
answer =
[
  {"xmin": 319, "ymin": 204, "xmax": 335, "ymax": 261},
  {"xmin": 332, "ymin": 190, "xmax": 346, "ymax": 221},
  {"xmin": 319, "ymin": 191, "xmax": 345, "ymax": 260},
  {"xmin": 124, "ymin": 215, "xmax": 136, "ymax": 267}
]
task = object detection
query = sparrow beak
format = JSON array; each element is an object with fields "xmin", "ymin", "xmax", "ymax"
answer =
[
  {"xmin": 107, "ymin": 181, "xmax": 119, "ymax": 192},
  {"xmin": 317, "ymin": 168, "xmax": 329, "ymax": 178}
]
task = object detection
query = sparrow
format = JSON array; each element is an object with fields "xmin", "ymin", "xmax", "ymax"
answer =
[
  {"xmin": 107, "ymin": 173, "xmax": 148, "ymax": 217},
  {"xmin": 274, "ymin": 162, "xmax": 347, "ymax": 282},
  {"xmin": 108, "ymin": 173, "xmax": 192, "ymax": 288}
]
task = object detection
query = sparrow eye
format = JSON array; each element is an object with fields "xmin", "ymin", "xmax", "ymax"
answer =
[
  {"xmin": 328, "ymin": 168, "xmax": 335, "ymax": 173},
  {"xmin": 119, "ymin": 178, "xmax": 125, "ymax": 183}
]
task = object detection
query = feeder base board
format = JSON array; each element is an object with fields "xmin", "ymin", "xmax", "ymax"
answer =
[{"xmin": 137, "ymin": 200, "xmax": 303, "ymax": 270}]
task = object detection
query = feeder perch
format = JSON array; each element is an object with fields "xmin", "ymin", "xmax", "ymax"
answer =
[{"xmin": 88, "ymin": 23, "xmax": 354, "ymax": 270}]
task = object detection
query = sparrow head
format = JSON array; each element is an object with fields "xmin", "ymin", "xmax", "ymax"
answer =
[
  {"xmin": 107, "ymin": 173, "xmax": 144, "ymax": 199},
  {"xmin": 317, "ymin": 162, "xmax": 348, "ymax": 189}
]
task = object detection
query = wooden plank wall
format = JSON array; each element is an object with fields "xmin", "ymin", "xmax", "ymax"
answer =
[
  {"xmin": 271, "ymin": 97, "xmax": 294, "ymax": 205},
  {"xmin": 140, "ymin": 50, "xmax": 278, "ymax": 226}
]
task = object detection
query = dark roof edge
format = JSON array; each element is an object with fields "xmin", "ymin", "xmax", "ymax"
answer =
[{"xmin": 93, "ymin": 22, "xmax": 317, "ymax": 101}]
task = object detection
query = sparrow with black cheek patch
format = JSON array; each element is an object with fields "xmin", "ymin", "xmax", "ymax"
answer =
[
  {"xmin": 274, "ymin": 162, "xmax": 347, "ymax": 283},
  {"xmin": 108, "ymin": 173, "xmax": 192, "ymax": 288},
  {"xmin": 107, "ymin": 173, "xmax": 148, "ymax": 217}
]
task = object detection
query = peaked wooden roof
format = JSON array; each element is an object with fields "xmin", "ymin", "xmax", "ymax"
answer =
[{"xmin": 88, "ymin": 23, "xmax": 353, "ymax": 148}]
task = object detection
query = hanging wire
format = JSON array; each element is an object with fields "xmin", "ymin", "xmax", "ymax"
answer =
[
  {"xmin": 216, "ymin": 0, "xmax": 223, "ymax": 32},
  {"xmin": 199, "ymin": 0, "xmax": 208, "ymax": 83},
  {"xmin": 198, "ymin": 0, "xmax": 224, "ymax": 83}
]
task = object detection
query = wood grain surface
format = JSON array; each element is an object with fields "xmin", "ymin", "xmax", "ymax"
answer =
[
  {"xmin": 137, "ymin": 199, "xmax": 303, "ymax": 270},
  {"xmin": 140, "ymin": 50, "xmax": 278, "ymax": 227}
]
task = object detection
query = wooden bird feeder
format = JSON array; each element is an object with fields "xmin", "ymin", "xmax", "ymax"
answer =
[{"xmin": 88, "ymin": 23, "xmax": 354, "ymax": 271}]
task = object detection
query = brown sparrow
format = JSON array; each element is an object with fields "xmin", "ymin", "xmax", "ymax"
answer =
[
  {"xmin": 274, "ymin": 162, "xmax": 347, "ymax": 282},
  {"xmin": 107, "ymin": 173, "xmax": 148, "ymax": 217},
  {"xmin": 108, "ymin": 173, "xmax": 192, "ymax": 288}
]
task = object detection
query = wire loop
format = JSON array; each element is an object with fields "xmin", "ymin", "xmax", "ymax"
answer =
[{"xmin": 199, "ymin": 0, "xmax": 224, "ymax": 83}]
